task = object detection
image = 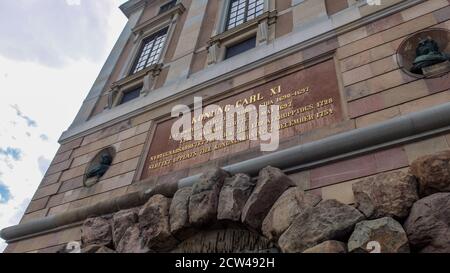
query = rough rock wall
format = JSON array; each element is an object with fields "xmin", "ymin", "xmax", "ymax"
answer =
[{"xmin": 80, "ymin": 151, "xmax": 450, "ymax": 253}]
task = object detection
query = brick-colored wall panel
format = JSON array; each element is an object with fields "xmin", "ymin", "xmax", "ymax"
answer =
[
  {"xmin": 51, "ymin": 150, "xmax": 72, "ymax": 165},
  {"xmin": 40, "ymin": 172, "xmax": 61, "ymax": 187},
  {"xmin": 325, "ymin": 0, "xmax": 348, "ymax": 16},
  {"xmin": 399, "ymin": 89, "xmax": 450, "ymax": 115},
  {"xmin": 33, "ymin": 182, "xmax": 61, "ymax": 200},
  {"xmin": 355, "ymin": 106, "xmax": 401, "ymax": 128},
  {"xmin": 310, "ymin": 147, "xmax": 409, "ymax": 189},
  {"xmin": 45, "ymin": 159, "xmax": 72, "ymax": 176},
  {"xmin": 25, "ymin": 197, "xmax": 50, "ymax": 214},
  {"xmin": 404, "ymin": 136, "xmax": 450, "ymax": 163}
]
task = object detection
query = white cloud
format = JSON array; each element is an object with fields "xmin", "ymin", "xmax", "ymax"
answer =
[
  {"xmin": 0, "ymin": 0, "xmax": 118, "ymax": 67},
  {"xmin": 66, "ymin": 0, "xmax": 81, "ymax": 6},
  {"xmin": 37, "ymin": 156, "xmax": 51, "ymax": 176},
  {"xmin": 0, "ymin": 0, "xmax": 128, "ymax": 253}
]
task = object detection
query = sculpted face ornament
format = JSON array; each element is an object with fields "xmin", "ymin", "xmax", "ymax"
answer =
[{"xmin": 410, "ymin": 37, "xmax": 450, "ymax": 74}]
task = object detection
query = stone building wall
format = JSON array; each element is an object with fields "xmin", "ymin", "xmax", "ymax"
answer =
[{"xmin": 3, "ymin": 0, "xmax": 450, "ymax": 252}]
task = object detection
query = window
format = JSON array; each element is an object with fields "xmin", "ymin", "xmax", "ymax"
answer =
[
  {"xmin": 119, "ymin": 86, "xmax": 142, "ymax": 105},
  {"xmin": 226, "ymin": 0, "xmax": 264, "ymax": 30},
  {"xmin": 225, "ymin": 36, "xmax": 256, "ymax": 59},
  {"xmin": 159, "ymin": 0, "xmax": 177, "ymax": 14},
  {"xmin": 132, "ymin": 27, "xmax": 168, "ymax": 74}
]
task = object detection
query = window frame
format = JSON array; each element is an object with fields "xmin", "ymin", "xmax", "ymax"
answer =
[
  {"xmin": 159, "ymin": 0, "xmax": 178, "ymax": 15},
  {"xmin": 118, "ymin": 85, "xmax": 143, "ymax": 105},
  {"xmin": 225, "ymin": 0, "xmax": 265, "ymax": 31},
  {"xmin": 130, "ymin": 27, "xmax": 169, "ymax": 75},
  {"xmin": 224, "ymin": 35, "xmax": 257, "ymax": 59}
]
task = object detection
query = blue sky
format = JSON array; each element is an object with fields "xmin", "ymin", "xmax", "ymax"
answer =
[{"xmin": 0, "ymin": 0, "xmax": 128, "ymax": 252}]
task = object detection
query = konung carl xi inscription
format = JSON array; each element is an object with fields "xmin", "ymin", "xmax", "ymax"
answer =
[{"xmin": 141, "ymin": 59, "xmax": 343, "ymax": 178}]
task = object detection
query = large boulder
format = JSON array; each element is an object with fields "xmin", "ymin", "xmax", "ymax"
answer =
[
  {"xmin": 112, "ymin": 208, "xmax": 139, "ymax": 247},
  {"xmin": 348, "ymin": 217, "xmax": 409, "ymax": 253},
  {"xmin": 302, "ymin": 241, "xmax": 347, "ymax": 253},
  {"xmin": 170, "ymin": 187, "xmax": 195, "ymax": 240},
  {"xmin": 116, "ymin": 225, "xmax": 149, "ymax": 253},
  {"xmin": 139, "ymin": 194, "xmax": 178, "ymax": 252},
  {"xmin": 278, "ymin": 199, "xmax": 364, "ymax": 253},
  {"xmin": 189, "ymin": 168, "xmax": 230, "ymax": 227},
  {"xmin": 217, "ymin": 174, "xmax": 255, "ymax": 221},
  {"xmin": 352, "ymin": 171, "xmax": 418, "ymax": 220},
  {"xmin": 81, "ymin": 216, "xmax": 113, "ymax": 247},
  {"xmin": 242, "ymin": 166, "xmax": 295, "ymax": 231},
  {"xmin": 262, "ymin": 187, "xmax": 321, "ymax": 241},
  {"xmin": 403, "ymin": 193, "xmax": 450, "ymax": 253},
  {"xmin": 410, "ymin": 151, "xmax": 450, "ymax": 196}
]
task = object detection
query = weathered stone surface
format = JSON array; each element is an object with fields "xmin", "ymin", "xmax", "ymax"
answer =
[
  {"xmin": 262, "ymin": 187, "xmax": 321, "ymax": 241},
  {"xmin": 116, "ymin": 225, "xmax": 149, "ymax": 253},
  {"xmin": 81, "ymin": 216, "xmax": 112, "ymax": 247},
  {"xmin": 95, "ymin": 246, "xmax": 116, "ymax": 253},
  {"xmin": 139, "ymin": 194, "xmax": 178, "ymax": 252},
  {"xmin": 302, "ymin": 241, "xmax": 347, "ymax": 253},
  {"xmin": 189, "ymin": 168, "xmax": 230, "ymax": 227},
  {"xmin": 170, "ymin": 187, "xmax": 195, "ymax": 240},
  {"xmin": 353, "ymin": 171, "xmax": 418, "ymax": 220},
  {"xmin": 112, "ymin": 208, "xmax": 138, "ymax": 247},
  {"xmin": 81, "ymin": 244, "xmax": 115, "ymax": 253},
  {"xmin": 404, "ymin": 193, "xmax": 450, "ymax": 253},
  {"xmin": 410, "ymin": 151, "xmax": 450, "ymax": 196},
  {"xmin": 218, "ymin": 174, "xmax": 255, "ymax": 221},
  {"xmin": 242, "ymin": 166, "xmax": 295, "ymax": 231},
  {"xmin": 278, "ymin": 199, "xmax": 365, "ymax": 253},
  {"xmin": 171, "ymin": 228, "xmax": 277, "ymax": 253},
  {"xmin": 348, "ymin": 217, "xmax": 409, "ymax": 253}
]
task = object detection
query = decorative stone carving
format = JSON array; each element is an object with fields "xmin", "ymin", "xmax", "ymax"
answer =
[
  {"xmin": 207, "ymin": 42, "xmax": 220, "ymax": 65},
  {"xmin": 84, "ymin": 147, "xmax": 115, "ymax": 187},
  {"xmin": 140, "ymin": 64, "xmax": 163, "ymax": 96},
  {"xmin": 257, "ymin": 19, "xmax": 269, "ymax": 44},
  {"xmin": 410, "ymin": 37, "xmax": 449, "ymax": 75},
  {"xmin": 397, "ymin": 29, "xmax": 450, "ymax": 78},
  {"xmin": 107, "ymin": 87, "xmax": 120, "ymax": 109}
]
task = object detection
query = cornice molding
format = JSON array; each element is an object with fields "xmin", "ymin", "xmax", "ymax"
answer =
[
  {"xmin": 132, "ymin": 3, "xmax": 186, "ymax": 35},
  {"xmin": 120, "ymin": 0, "xmax": 148, "ymax": 18},
  {"xmin": 208, "ymin": 10, "xmax": 278, "ymax": 46}
]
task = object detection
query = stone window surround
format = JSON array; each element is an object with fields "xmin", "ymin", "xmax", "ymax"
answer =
[
  {"xmin": 106, "ymin": 1, "xmax": 186, "ymax": 109},
  {"xmin": 207, "ymin": 0, "xmax": 276, "ymax": 65}
]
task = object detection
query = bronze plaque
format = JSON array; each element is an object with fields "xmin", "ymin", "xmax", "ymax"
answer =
[{"xmin": 141, "ymin": 59, "xmax": 343, "ymax": 178}]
